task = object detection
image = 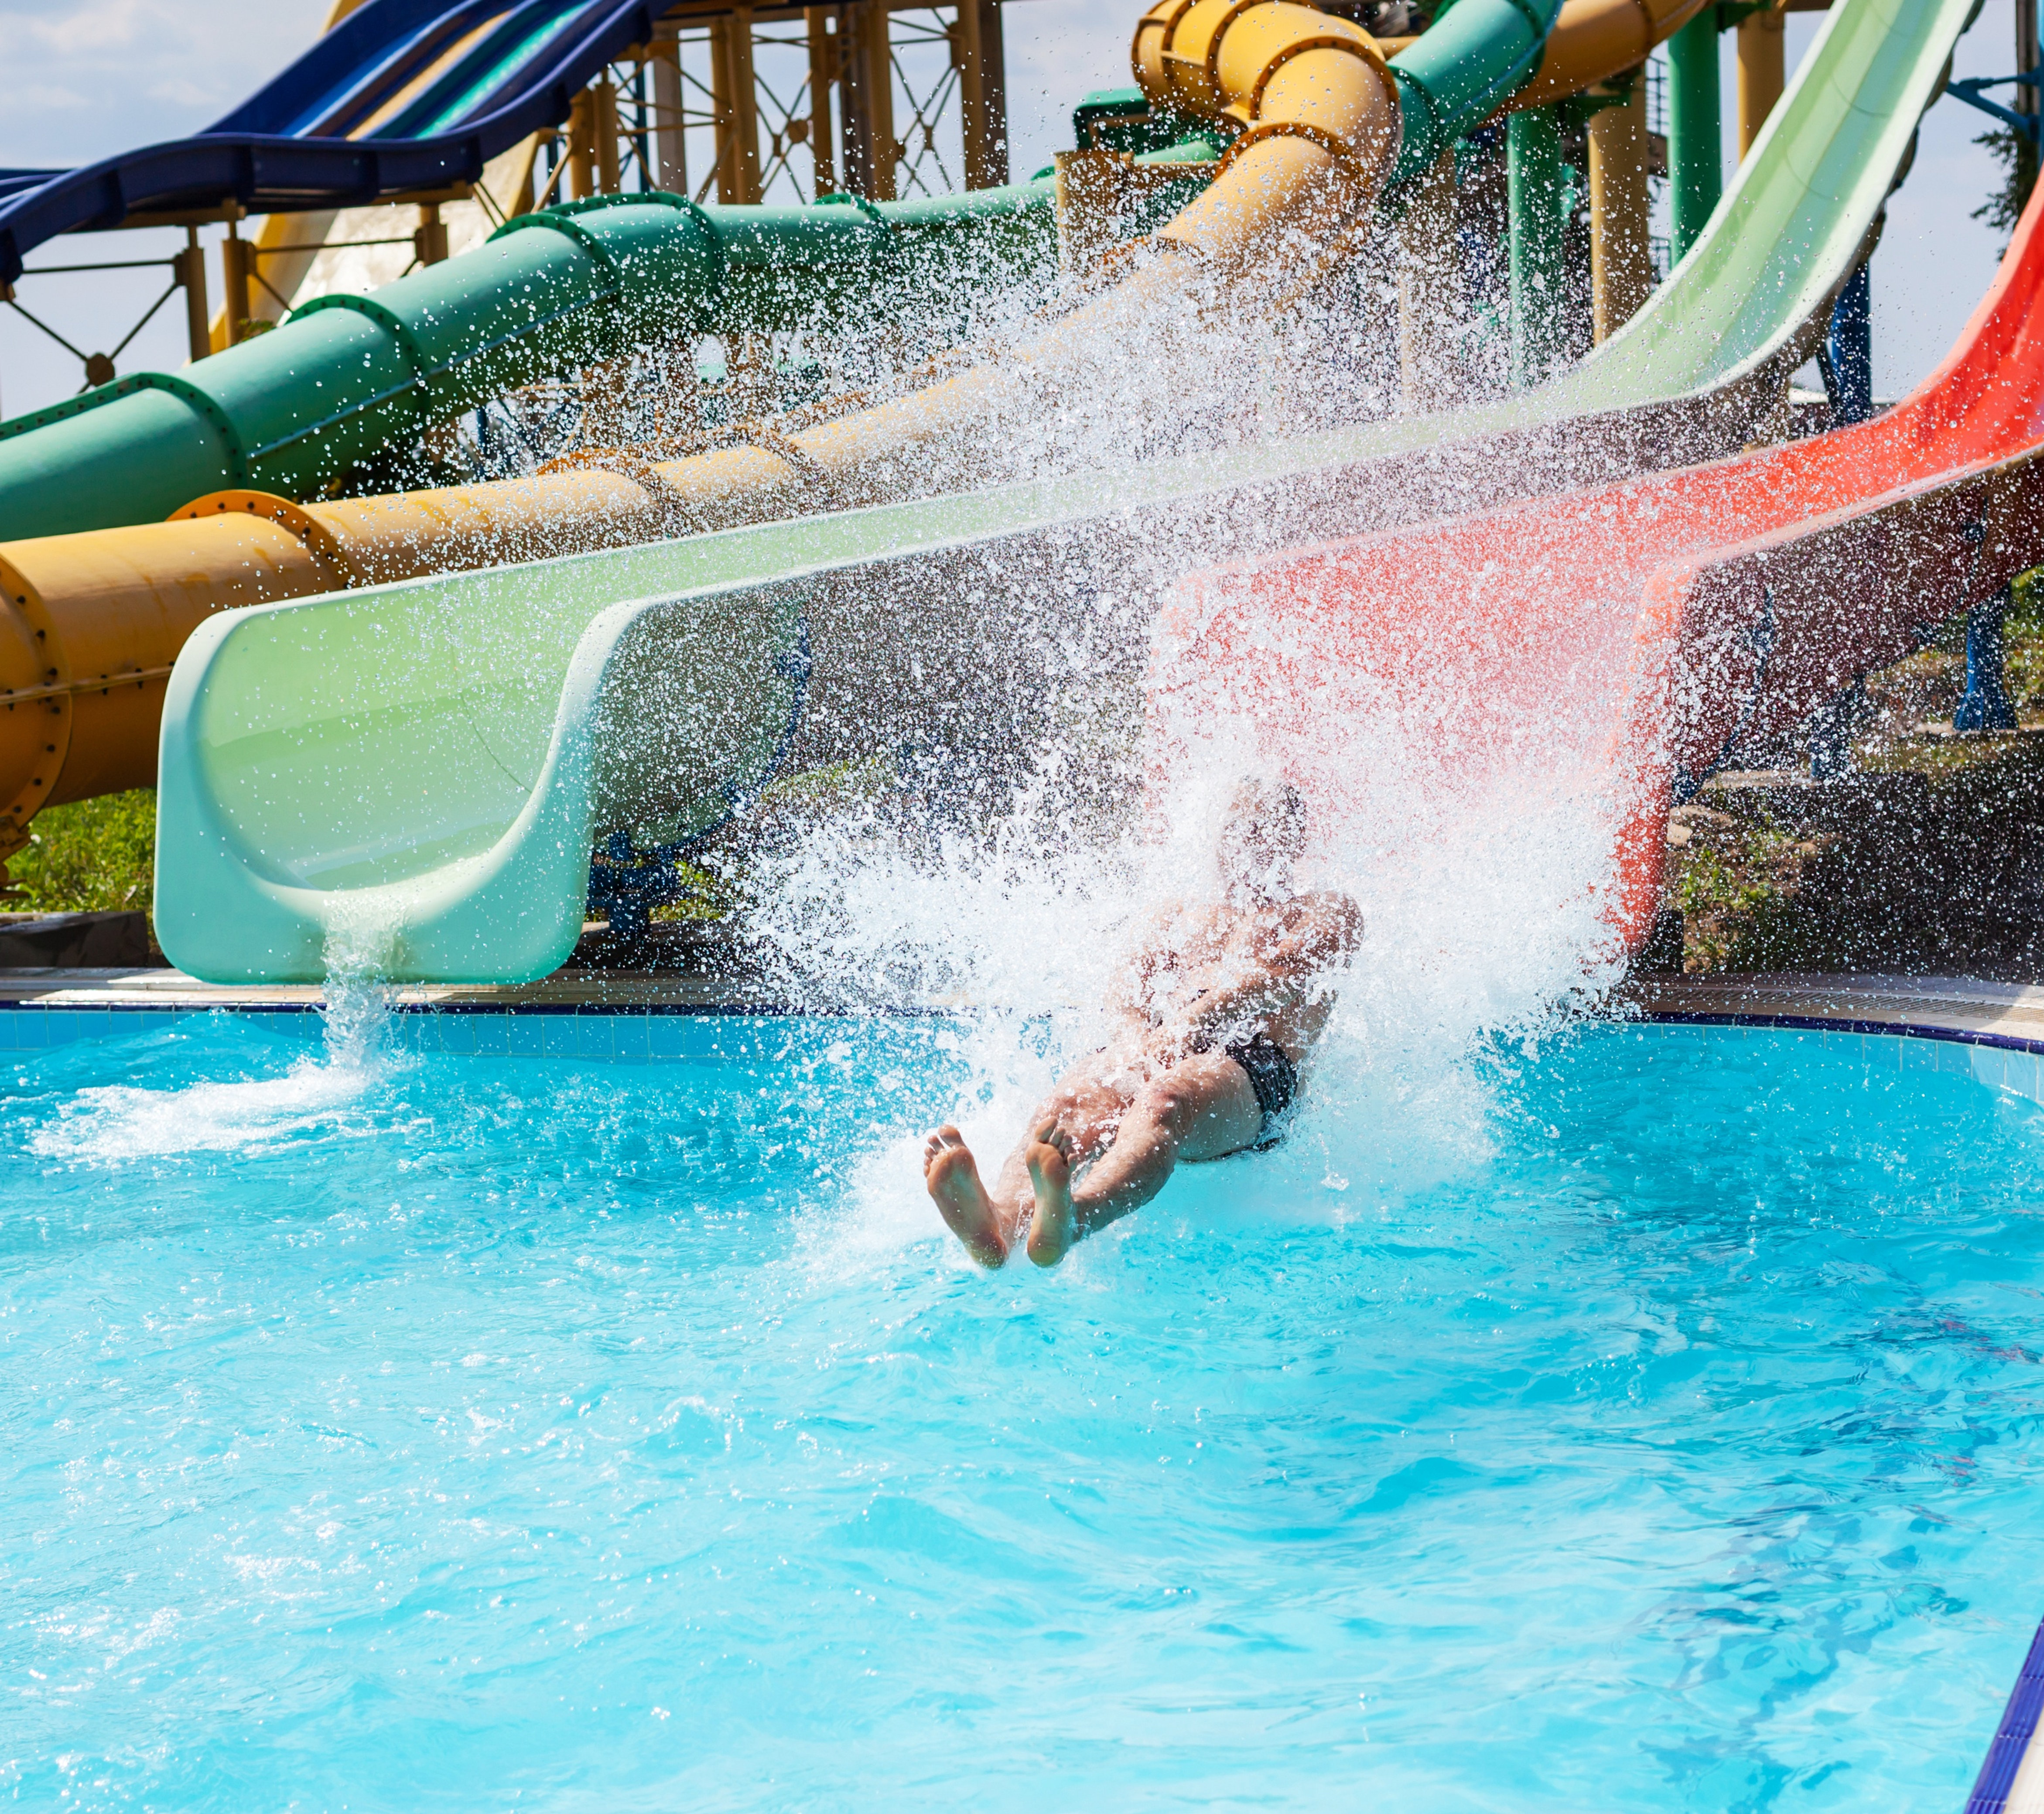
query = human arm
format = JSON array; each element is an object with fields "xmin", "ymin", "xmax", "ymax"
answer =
[
  {"xmin": 1101, "ymin": 903, "xmax": 1184, "ymax": 1039},
  {"xmin": 1162, "ymin": 893, "xmax": 1362, "ymax": 1050}
]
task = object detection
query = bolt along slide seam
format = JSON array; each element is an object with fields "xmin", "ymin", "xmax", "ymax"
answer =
[
  {"xmin": 1147, "ymin": 171, "xmax": 2044, "ymax": 968},
  {"xmin": 146, "ymin": 0, "xmax": 1973, "ymax": 984}
]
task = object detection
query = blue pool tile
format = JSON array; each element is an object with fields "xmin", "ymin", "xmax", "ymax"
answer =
[
  {"xmin": 647, "ymin": 1016, "xmax": 694, "ymax": 1059},
  {"xmin": 472, "ymin": 1016, "xmax": 510, "ymax": 1057},
  {"xmin": 435, "ymin": 1015, "xmax": 476, "ymax": 1057},
  {"xmin": 609, "ymin": 1016, "xmax": 649, "ymax": 1063},
  {"xmin": 506, "ymin": 1016, "xmax": 544, "ymax": 1057},
  {"xmin": 11, "ymin": 1010, "xmax": 47, "ymax": 1050},
  {"xmin": 576, "ymin": 1016, "xmax": 615, "ymax": 1059},
  {"xmin": 2006, "ymin": 1051, "xmax": 2043, "ymax": 1108},
  {"xmin": 1971, "ymin": 1045, "xmax": 2010, "ymax": 1093},
  {"xmin": 542, "ymin": 1015, "xmax": 581, "ymax": 1058}
]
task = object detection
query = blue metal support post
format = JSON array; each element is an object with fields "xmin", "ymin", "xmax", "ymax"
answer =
[
  {"xmin": 1955, "ymin": 586, "xmax": 2020, "ymax": 732},
  {"xmin": 1820, "ymin": 262, "xmax": 1873, "ymax": 425}
]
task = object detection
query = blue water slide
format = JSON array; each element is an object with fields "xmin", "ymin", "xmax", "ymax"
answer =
[{"xmin": 0, "ymin": 0, "xmax": 668, "ymax": 284}]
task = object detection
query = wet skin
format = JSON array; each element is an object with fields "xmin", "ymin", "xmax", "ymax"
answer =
[{"xmin": 923, "ymin": 882, "xmax": 1361, "ymax": 1268}]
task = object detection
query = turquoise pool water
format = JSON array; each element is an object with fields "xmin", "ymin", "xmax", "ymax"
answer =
[{"xmin": 6, "ymin": 1010, "xmax": 2044, "ymax": 1811}]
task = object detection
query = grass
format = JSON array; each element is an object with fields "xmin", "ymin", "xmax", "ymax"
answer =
[{"xmin": 5, "ymin": 790, "xmax": 156, "ymax": 917}]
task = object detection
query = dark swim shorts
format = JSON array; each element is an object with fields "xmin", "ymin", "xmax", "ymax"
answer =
[{"xmin": 1225, "ymin": 1033, "xmax": 1298, "ymax": 1151}]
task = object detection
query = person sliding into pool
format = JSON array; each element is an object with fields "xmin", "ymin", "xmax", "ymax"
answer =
[{"xmin": 923, "ymin": 777, "xmax": 1360, "ymax": 1269}]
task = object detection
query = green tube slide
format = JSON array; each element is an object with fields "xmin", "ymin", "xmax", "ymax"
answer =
[
  {"xmin": 0, "ymin": 179, "xmax": 1066, "ymax": 546},
  {"xmin": 155, "ymin": 0, "xmax": 1968, "ymax": 983},
  {"xmin": 1387, "ymin": 0, "xmax": 1560, "ymax": 186}
]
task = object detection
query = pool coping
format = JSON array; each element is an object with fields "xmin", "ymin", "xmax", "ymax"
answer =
[
  {"xmin": 5, "ymin": 966, "xmax": 2041, "ymax": 1036},
  {"xmin": 1614, "ymin": 973, "xmax": 2044, "ymax": 1054},
  {"xmin": 0, "ymin": 966, "xmax": 2039, "ymax": 1025}
]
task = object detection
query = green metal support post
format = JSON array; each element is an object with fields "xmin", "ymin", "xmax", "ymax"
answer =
[
  {"xmin": 1508, "ymin": 104, "xmax": 1566, "ymax": 387},
  {"xmin": 1668, "ymin": 7, "xmax": 1723, "ymax": 262}
]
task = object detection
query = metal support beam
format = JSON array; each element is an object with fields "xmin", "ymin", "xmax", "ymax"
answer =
[
  {"xmin": 176, "ymin": 226, "xmax": 209, "ymax": 365},
  {"xmin": 806, "ymin": 8, "xmax": 839, "ymax": 195},
  {"xmin": 1736, "ymin": 5, "xmax": 1785, "ymax": 160},
  {"xmin": 1667, "ymin": 9, "xmax": 1722, "ymax": 262},
  {"xmin": 2023, "ymin": 0, "xmax": 2041, "ymax": 127},
  {"xmin": 1508, "ymin": 105, "xmax": 1565, "ymax": 387},
  {"xmin": 1587, "ymin": 77, "xmax": 1653, "ymax": 342},
  {"xmin": 1955, "ymin": 586, "xmax": 2019, "ymax": 732},
  {"xmin": 594, "ymin": 74, "xmax": 623, "ymax": 194},
  {"xmin": 220, "ymin": 229, "xmax": 253, "ymax": 346},
  {"xmin": 567, "ymin": 88, "xmax": 596, "ymax": 201},
  {"xmin": 1819, "ymin": 261, "xmax": 1872, "ymax": 424},
  {"xmin": 652, "ymin": 27, "xmax": 686, "ymax": 193},
  {"xmin": 711, "ymin": 12, "xmax": 764, "ymax": 203},
  {"xmin": 957, "ymin": 0, "xmax": 1008, "ymax": 190},
  {"xmin": 841, "ymin": 1, "xmax": 897, "ymax": 201}
]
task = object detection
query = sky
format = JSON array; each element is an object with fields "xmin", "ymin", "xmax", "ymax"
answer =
[{"xmin": 0, "ymin": 0, "xmax": 2031, "ymax": 416}]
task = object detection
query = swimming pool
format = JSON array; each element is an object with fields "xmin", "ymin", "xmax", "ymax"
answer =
[{"xmin": 6, "ymin": 1009, "xmax": 2044, "ymax": 1810}]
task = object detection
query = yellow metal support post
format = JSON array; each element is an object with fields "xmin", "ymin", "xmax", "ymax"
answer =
[
  {"xmin": 567, "ymin": 89, "xmax": 596, "ymax": 200},
  {"xmin": 651, "ymin": 27, "xmax": 685, "ymax": 192},
  {"xmin": 841, "ymin": 1, "xmax": 896, "ymax": 201},
  {"xmin": 711, "ymin": 14, "xmax": 764, "ymax": 203},
  {"xmin": 1587, "ymin": 76, "xmax": 1653, "ymax": 341},
  {"xmin": 806, "ymin": 8, "xmax": 839, "ymax": 196},
  {"xmin": 594, "ymin": 74, "xmax": 623, "ymax": 193},
  {"xmin": 957, "ymin": 0, "xmax": 1008, "ymax": 190},
  {"xmin": 1737, "ymin": 4, "xmax": 1786, "ymax": 160},
  {"xmin": 220, "ymin": 229, "xmax": 253, "ymax": 346},
  {"xmin": 177, "ymin": 226, "xmax": 209, "ymax": 364},
  {"xmin": 414, "ymin": 202, "xmax": 449, "ymax": 266}
]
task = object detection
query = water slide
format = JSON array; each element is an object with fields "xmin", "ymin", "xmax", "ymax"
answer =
[
  {"xmin": 1153, "ymin": 179, "xmax": 2044, "ymax": 963},
  {"xmin": 0, "ymin": 0, "xmax": 674, "ymax": 283},
  {"xmin": 10, "ymin": 0, "xmax": 1955, "ymax": 880},
  {"xmin": 144, "ymin": 0, "xmax": 1984, "ymax": 982},
  {"xmin": 0, "ymin": 10, "xmax": 1083, "ymax": 545},
  {"xmin": 0, "ymin": 184, "xmax": 1072, "ymax": 542}
]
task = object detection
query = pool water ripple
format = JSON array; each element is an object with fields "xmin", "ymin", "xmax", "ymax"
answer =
[{"xmin": 5, "ymin": 1015, "xmax": 2044, "ymax": 1810}]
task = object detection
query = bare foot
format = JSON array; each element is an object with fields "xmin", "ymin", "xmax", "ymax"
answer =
[
  {"xmin": 1025, "ymin": 1122, "xmax": 1080, "ymax": 1268},
  {"xmin": 923, "ymin": 1125, "xmax": 1009, "ymax": 1268}
]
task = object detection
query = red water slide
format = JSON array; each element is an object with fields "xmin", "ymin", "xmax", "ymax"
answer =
[{"xmin": 1151, "ymin": 184, "xmax": 2044, "ymax": 955}]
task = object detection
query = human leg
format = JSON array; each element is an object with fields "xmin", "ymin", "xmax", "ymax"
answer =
[
  {"xmin": 1025, "ymin": 1051, "xmax": 1262, "ymax": 1266},
  {"xmin": 924, "ymin": 1063, "xmax": 1133, "ymax": 1267}
]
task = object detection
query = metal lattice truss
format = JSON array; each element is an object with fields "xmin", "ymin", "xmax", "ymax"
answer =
[{"xmin": 534, "ymin": 2, "xmax": 1008, "ymax": 210}]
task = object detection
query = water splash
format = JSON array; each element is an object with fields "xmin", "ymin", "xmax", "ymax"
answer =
[{"xmin": 26, "ymin": 905, "xmax": 406, "ymax": 1164}]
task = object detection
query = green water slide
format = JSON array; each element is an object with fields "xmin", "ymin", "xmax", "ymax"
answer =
[
  {"xmin": 155, "ymin": 0, "xmax": 1971, "ymax": 983},
  {"xmin": 0, "ymin": 181, "xmax": 1072, "ymax": 545}
]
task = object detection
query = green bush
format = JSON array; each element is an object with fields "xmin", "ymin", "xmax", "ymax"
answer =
[{"xmin": 6, "ymin": 789, "xmax": 156, "ymax": 916}]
